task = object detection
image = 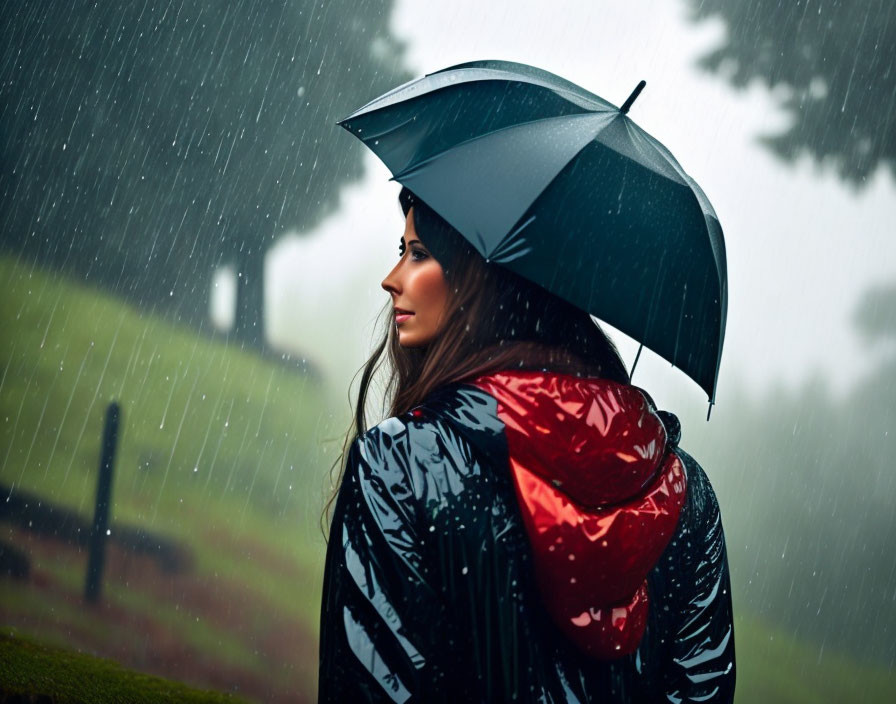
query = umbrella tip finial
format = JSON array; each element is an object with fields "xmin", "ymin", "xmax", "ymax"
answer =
[{"xmin": 620, "ymin": 80, "xmax": 647, "ymax": 115}]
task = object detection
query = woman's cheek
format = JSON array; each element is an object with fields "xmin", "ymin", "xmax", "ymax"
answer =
[
  {"xmin": 423, "ymin": 264, "xmax": 449, "ymax": 323},
  {"xmin": 421, "ymin": 263, "xmax": 448, "ymax": 296}
]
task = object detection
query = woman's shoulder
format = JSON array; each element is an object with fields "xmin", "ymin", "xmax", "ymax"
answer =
[
  {"xmin": 350, "ymin": 383, "xmax": 507, "ymax": 502},
  {"xmin": 674, "ymin": 447, "xmax": 724, "ymax": 528},
  {"xmin": 358, "ymin": 383, "xmax": 504, "ymax": 456},
  {"xmin": 663, "ymin": 446, "xmax": 729, "ymax": 588}
]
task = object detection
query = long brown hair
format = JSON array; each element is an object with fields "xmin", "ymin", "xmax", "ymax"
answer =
[{"xmin": 323, "ymin": 187, "xmax": 629, "ymax": 530}]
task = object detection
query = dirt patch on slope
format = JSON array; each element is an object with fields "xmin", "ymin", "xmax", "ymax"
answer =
[{"xmin": 0, "ymin": 525, "xmax": 318, "ymax": 703}]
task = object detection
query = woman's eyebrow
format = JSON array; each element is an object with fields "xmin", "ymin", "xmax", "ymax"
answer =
[{"xmin": 398, "ymin": 237, "xmax": 425, "ymax": 252}]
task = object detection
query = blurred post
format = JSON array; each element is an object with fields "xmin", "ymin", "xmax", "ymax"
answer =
[{"xmin": 84, "ymin": 401, "xmax": 121, "ymax": 604}]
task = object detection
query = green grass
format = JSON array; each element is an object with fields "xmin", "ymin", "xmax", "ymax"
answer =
[
  {"xmin": 0, "ymin": 253, "xmax": 337, "ymax": 595},
  {"xmin": 1, "ymin": 255, "xmax": 340, "ymax": 699},
  {"xmin": 0, "ymin": 629, "xmax": 246, "ymax": 703},
  {"xmin": 734, "ymin": 613, "xmax": 896, "ymax": 703},
  {"xmin": 1, "ymin": 254, "xmax": 336, "ymax": 524},
  {"xmin": 0, "ymin": 557, "xmax": 286, "ymax": 694}
]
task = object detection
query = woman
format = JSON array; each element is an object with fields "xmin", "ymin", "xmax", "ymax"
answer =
[{"xmin": 318, "ymin": 187, "xmax": 735, "ymax": 702}]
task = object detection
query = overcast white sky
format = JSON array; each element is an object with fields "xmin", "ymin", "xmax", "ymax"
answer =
[{"xmin": 255, "ymin": 0, "xmax": 896, "ymax": 419}]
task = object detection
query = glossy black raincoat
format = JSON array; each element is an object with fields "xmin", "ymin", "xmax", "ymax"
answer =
[{"xmin": 319, "ymin": 371, "xmax": 735, "ymax": 702}]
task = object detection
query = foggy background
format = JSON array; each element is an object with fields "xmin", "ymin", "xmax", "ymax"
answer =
[{"xmin": 2, "ymin": 1, "xmax": 894, "ymax": 702}]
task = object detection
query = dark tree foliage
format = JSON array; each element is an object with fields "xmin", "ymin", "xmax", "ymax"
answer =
[
  {"xmin": 686, "ymin": 0, "xmax": 896, "ymax": 185},
  {"xmin": 0, "ymin": 1, "xmax": 412, "ymax": 348}
]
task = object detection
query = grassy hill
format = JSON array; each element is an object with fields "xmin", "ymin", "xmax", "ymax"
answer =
[
  {"xmin": 733, "ymin": 614, "xmax": 895, "ymax": 703},
  {"xmin": 1, "ymin": 255, "xmax": 342, "ymax": 700},
  {"xmin": 1, "ymin": 629, "xmax": 247, "ymax": 703},
  {"xmin": 1, "ymin": 254, "xmax": 894, "ymax": 702}
]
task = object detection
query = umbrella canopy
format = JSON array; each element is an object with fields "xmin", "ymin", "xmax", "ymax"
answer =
[{"xmin": 337, "ymin": 59, "xmax": 727, "ymax": 404}]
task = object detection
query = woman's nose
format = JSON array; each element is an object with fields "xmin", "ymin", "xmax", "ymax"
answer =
[{"xmin": 381, "ymin": 262, "xmax": 401, "ymax": 295}]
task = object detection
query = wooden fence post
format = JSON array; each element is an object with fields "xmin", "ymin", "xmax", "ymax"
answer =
[{"xmin": 84, "ymin": 401, "xmax": 121, "ymax": 603}]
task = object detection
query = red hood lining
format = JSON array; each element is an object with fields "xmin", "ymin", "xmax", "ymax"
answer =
[
  {"xmin": 471, "ymin": 370, "xmax": 674, "ymax": 508},
  {"xmin": 470, "ymin": 369, "xmax": 688, "ymax": 660}
]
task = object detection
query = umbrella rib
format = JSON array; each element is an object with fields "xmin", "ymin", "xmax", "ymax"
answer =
[
  {"xmin": 489, "ymin": 215, "xmax": 537, "ymax": 264},
  {"xmin": 672, "ymin": 281, "xmax": 688, "ymax": 370},
  {"xmin": 351, "ymin": 113, "xmax": 420, "ymax": 142},
  {"xmin": 641, "ymin": 248, "xmax": 668, "ymax": 361}
]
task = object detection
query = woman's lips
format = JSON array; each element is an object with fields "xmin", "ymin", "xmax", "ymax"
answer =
[{"xmin": 394, "ymin": 308, "xmax": 413, "ymax": 324}]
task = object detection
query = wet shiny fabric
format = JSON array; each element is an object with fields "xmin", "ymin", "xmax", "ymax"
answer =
[{"xmin": 319, "ymin": 375, "xmax": 735, "ymax": 702}]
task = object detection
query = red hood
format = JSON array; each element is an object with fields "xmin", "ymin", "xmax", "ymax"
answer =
[{"xmin": 472, "ymin": 371, "xmax": 687, "ymax": 659}]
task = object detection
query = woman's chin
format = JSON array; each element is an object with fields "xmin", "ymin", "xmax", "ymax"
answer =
[{"xmin": 397, "ymin": 330, "xmax": 432, "ymax": 348}]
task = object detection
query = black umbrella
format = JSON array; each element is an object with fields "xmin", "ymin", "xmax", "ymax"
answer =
[{"xmin": 337, "ymin": 59, "xmax": 727, "ymax": 405}]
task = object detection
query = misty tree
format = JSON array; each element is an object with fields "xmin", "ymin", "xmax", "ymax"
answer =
[
  {"xmin": 0, "ymin": 1, "xmax": 413, "ymax": 350},
  {"xmin": 698, "ymin": 284, "xmax": 896, "ymax": 664},
  {"xmin": 685, "ymin": 0, "xmax": 896, "ymax": 185},
  {"xmin": 854, "ymin": 282, "xmax": 896, "ymax": 341}
]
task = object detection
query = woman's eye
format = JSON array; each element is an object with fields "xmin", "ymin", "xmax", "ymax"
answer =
[{"xmin": 397, "ymin": 245, "xmax": 427, "ymax": 261}]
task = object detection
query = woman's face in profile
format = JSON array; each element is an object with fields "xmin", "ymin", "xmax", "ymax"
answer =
[{"xmin": 381, "ymin": 206, "xmax": 449, "ymax": 347}]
